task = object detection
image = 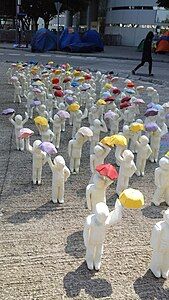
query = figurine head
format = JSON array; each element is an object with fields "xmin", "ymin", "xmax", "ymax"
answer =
[
  {"xmin": 39, "ymin": 104, "xmax": 46, "ymax": 111},
  {"xmin": 122, "ymin": 149, "xmax": 134, "ymax": 162},
  {"xmin": 54, "ymin": 114, "xmax": 60, "ymax": 122},
  {"xmin": 93, "ymin": 119, "xmax": 101, "ymax": 127},
  {"xmin": 33, "ymin": 140, "xmax": 42, "ymax": 152},
  {"xmin": 48, "ymin": 94, "xmax": 53, "ymax": 100},
  {"xmin": 139, "ymin": 135, "xmax": 149, "ymax": 146},
  {"xmin": 15, "ymin": 114, "xmax": 23, "ymax": 124},
  {"xmin": 53, "ymin": 155, "xmax": 65, "ymax": 170},
  {"xmin": 95, "ymin": 202, "xmax": 109, "ymax": 224},
  {"xmin": 163, "ymin": 209, "xmax": 169, "ymax": 225},
  {"xmin": 136, "ymin": 119, "xmax": 143, "ymax": 124},
  {"xmin": 122, "ymin": 125, "xmax": 130, "ymax": 135},
  {"xmin": 159, "ymin": 157, "xmax": 169, "ymax": 171},
  {"xmin": 58, "ymin": 102, "xmax": 65, "ymax": 110}
]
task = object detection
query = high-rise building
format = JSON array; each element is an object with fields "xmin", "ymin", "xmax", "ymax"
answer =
[{"xmin": 105, "ymin": 0, "xmax": 169, "ymax": 46}]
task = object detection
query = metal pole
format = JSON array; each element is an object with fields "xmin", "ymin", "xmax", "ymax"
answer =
[
  {"xmin": 15, "ymin": 0, "xmax": 18, "ymax": 44},
  {"xmin": 57, "ymin": 9, "xmax": 60, "ymax": 50}
]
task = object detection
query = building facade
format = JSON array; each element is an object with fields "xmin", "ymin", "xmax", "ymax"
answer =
[{"xmin": 105, "ymin": 0, "xmax": 169, "ymax": 46}]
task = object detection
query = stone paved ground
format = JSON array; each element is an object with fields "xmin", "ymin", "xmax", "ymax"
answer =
[{"xmin": 0, "ymin": 62, "xmax": 169, "ymax": 300}]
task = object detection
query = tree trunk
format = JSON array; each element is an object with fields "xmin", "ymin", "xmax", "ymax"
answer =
[{"xmin": 32, "ymin": 18, "xmax": 38, "ymax": 31}]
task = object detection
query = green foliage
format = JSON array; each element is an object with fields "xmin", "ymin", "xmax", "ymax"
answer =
[{"xmin": 157, "ymin": 0, "xmax": 169, "ymax": 9}]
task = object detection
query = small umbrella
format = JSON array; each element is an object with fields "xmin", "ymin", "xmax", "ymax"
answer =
[
  {"xmin": 57, "ymin": 110, "xmax": 70, "ymax": 119},
  {"xmin": 63, "ymin": 77, "xmax": 72, "ymax": 83},
  {"xmin": 111, "ymin": 134, "xmax": 127, "ymax": 147},
  {"xmin": 30, "ymin": 100, "xmax": 41, "ymax": 108},
  {"xmin": 104, "ymin": 96, "xmax": 115, "ymax": 103},
  {"xmin": 145, "ymin": 123, "xmax": 158, "ymax": 132},
  {"xmin": 2, "ymin": 108, "xmax": 15, "ymax": 115},
  {"xmin": 121, "ymin": 96, "xmax": 131, "ymax": 103},
  {"xmin": 71, "ymin": 81, "xmax": 79, "ymax": 88},
  {"xmin": 144, "ymin": 108, "xmax": 158, "ymax": 117},
  {"xmin": 68, "ymin": 103, "xmax": 80, "ymax": 112},
  {"xmin": 125, "ymin": 88, "xmax": 136, "ymax": 95},
  {"xmin": 166, "ymin": 113, "xmax": 169, "ymax": 120},
  {"xmin": 78, "ymin": 127, "xmax": 93, "ymax": 137},
  {"xmin": 104, "ymin": 83, "xmax": 112, "ymax": 90},
  {"xmin": 53, "ymin": 85, "xmax": 62, "ymax": 90},
  {"xmin": 84, "ymin": 74, "xmax": 92, "ymax": 80},
  {"xmin": 112, "ymin": 87, "xmax": 121, "ymax": 95},
  {"xmin": 133, "ymin": 98, "xmax": 145, "ymax": 105},
  {"xmin": 119, "ymin": 188, "xmax": 144, "ymax": 209},
  {"xmin": 100, "ymin": 136, "xmax": 115, "ymax": 147},
  {"xmin": 11, "ymin": 76, "xmax": 18, "ymax": 82},
  {"xmin": 18, "ymin": 128, "xmax": 34, "ymax": 139},
  {"xmin": 127, "ymin": 82, "xmax": 135, "ymax": 88},
  {"xmin": 73, "ymin": 70, "xmax": 81, "ymax": 77},
  {"xmin": 64, "ymin": 89, "xmax": 74, "ymax": 95},
  {"xmin": 54, "ymin": 69, "xmax": 62, "ymax": 75},
  {"xmin": 96, "ymin": 99, "xmax": 107, "ymax": 106},
  {"xmin": 104, "ymin": 110, "xmax": 116, "ymax": 119},
  {"xmin": 96, "ymin": 164, "xmax": 118, "ymax": 180},
  {"xmin": 48, "ymin": 61, "xmax": 54, "ymax": 65},
  {"xmin": 54, "ymin": 90, "xmax": 64, "ymax": 97},
  {"xmin": 39, "ymin": 142, "xmax": 57, "ymax": 155},
  {"xmin": 102, "ymin": 91, "xmax": 111, "ymax": 99},
  {"xmin": 32, "ymin": 80, "xmax": 44, "ymax": 86},
  {"xmin": 129, "ymin": 123, "xmax": 144, "ymax": 133},
  {"xmin": 79, "ymin": 83, "xmax": 91, "ymax": 91},
  {"xmin": 33, "ymin": 88, "xmax": 41, "ymax": 93},
  {"xmin": 77, "ymin": 76, "xmax": 85, "ymax": 83},
  {"xmin": 52, "ymin": 78, "xmax": 59, "ymax": 85},
  {"xmin": 65, "ymin": 96, "xmax": 75, "ymax": 105},
  {"xmin": 34, "ymin": 116, "xmax": 48, "ymax": 126},
  {"xmin": 120, "ymin": 101, "xmax": 131, "ymax": 109}
]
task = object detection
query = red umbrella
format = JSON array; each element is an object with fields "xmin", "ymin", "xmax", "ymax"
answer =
[
  {"xmin": 84, "ymin": 74, "xmax": 92, "ymax": 80},
  {"xmin": 96, "ymin": 164, "xmax": 118, "ymax": 180},
  {"xmin": 121, "ymin": 96, "xmax": 131, "ymax": 103},
  {"xmin": 63, "ymin": 77, "xmax": 72, "ymax": 83},
  {"xmin": 120, "ymin": 101, "xmax": 131, "ymax": 109},
  {"xmin": 54, "ymin": 90, "xmax": 64, "ymax": 97},
  {"xmin": 53, "ymin": 85, "xmax": 62, "ymax": 90},
  {"xmin": 112, "ymin": 88, "xmax": 121, "ymax": 95},
  {"xmin": 104, "ymin": 96, "xmax": 115, "ymax": 103},
  {"xmin": 52, "ymin": 78, "xmax": 59, "ymax": 85}
]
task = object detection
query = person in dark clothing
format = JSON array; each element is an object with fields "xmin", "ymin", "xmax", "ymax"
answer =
[{"xmin": 132, "ymin": 31, "xmax": 154, "ymax": 76}]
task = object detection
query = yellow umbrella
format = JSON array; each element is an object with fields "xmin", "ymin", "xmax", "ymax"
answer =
[
  {"xmin": 34, "ymin": 116, "xmax": 48, "ymax": 126},
  {"xmin": 77, "ymin": 76, "xmax": 85, "ymax": 82},
  {"xmin": 54, "ymin": 69, "xmax": 62, "ymax": 75},
  {"xmin": 96, "ymin": 99, "xmax": 107, "ymax": 106},
  {"xmin": 100, "ymin": 136, "xmax": 115, "ymax": 147},
  {"xmin": 119, "ymin": 188, "xmax": 144, "ymax": 209},
  {"xmin": 104, "ymin": 83, "xmax": 112, "ymax": 90},
  {"xmin": 48, "ymin": 61, "xmax": 54, "ymax": 65},
  {"xmin": 74, "ymin": 70, "xmax": 81, "ymax": 77},
  {"xmin": 110, "ymin": 134, "xmax": 127, "ymax": 147},
  {"xmin": 130, "ymin": 123, "xmax": 144, "ymax": 133},
  {"xmin": 68, "ymin": 103, "xmax": 80, "ymax": 112},
  {"xmin": 165, "ymin": 151, "xmax": 169, "ymax": 158},
  {"xmin": 66, "ymin": 71, "xmax": 71, "ymax": 76}
]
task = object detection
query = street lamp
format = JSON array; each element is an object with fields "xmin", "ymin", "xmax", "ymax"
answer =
[{"xmin": 54, "ymin": 0, "xmax": 62, "ymax": 50}]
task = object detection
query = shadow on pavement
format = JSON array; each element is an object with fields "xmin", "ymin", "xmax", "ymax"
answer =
[
  {"xmin": 63, "ymin": 261, "xmax": 112, "ymax": 298},
  {"xmin": 65, "ymin": 230, "xmax": 85, "ymax": 258},
  {"xmin": 133, "ymin": 270, "xmax": 169, "ymax": 300},
  {"xmin": 7, "ymin": 201, "xmax": 62, "ymax": 224},
  {"xmin": 141, "ymin": 203, "xmax": 167, "ymax": 219}
]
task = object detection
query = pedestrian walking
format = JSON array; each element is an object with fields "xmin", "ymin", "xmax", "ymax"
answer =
[{"xmin": 132, "ymin": 31, "xmax": 154, "ymax": 76}]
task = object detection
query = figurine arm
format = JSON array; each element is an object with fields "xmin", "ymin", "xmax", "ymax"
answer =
[
  {"xmin": 150, "ymin": 223, "xmax": 161, "ymax": 250},
  {"xmin": 50, "ymin": 117, "xmax": 54, "ymax": 124},
  {"xmin": 100, "ymin": 119, "xmax": 108, "ymax": 133},
  {"xmin": 25, "ymin": 138, "xmax": 33, "ymax": 153},
  {"xmin": 90, "ymin": 154, "xmax": 95, "ymax": 173},
  {"xmin": 68, "ymin": 140, "xmax": 73, "ymax": 157},
  {"xmin": 64, "ymin": 166, "xmax": 70, "ymax": 181},
  {"xmin": 83, "ymin": 216, "xmax": 92, "ymax": 247},
  {"xmin": 50, "ymin": 130, "xmax": 55, "ymax": 142},
  {"xmin": 47, "ymin": 155, "xmax": 54, "ymax": 170},
  {"xmin": 154, "ymin": 168, "xmax": 161, "ymax": 187},
  {"xmin": 146, "ymin": 146, "xmax": 152, "ymax": 159},
  {"xmin": 22, "ymin": 112, "xmax": 29, "ymax": 125},
  {"xmin": 86, "ymin": 184, "xmax": 93, "ymax": 211},
  {"xmin": 106, "ymin": 199, "xmax": 123, "ymax": 226}
]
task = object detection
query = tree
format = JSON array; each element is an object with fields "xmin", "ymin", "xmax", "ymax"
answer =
[{"xmin": 157, "ymin": 0, "xmax": 169, "ymax": 9}]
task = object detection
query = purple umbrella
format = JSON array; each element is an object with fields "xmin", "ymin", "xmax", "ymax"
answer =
[
  {"xmin": 57, "ymin": 110, "xmax": 70, "ymax": 119},
  {"xmin": 145, "ymin": 123, "xmax": 158, "ymax": 132},
  {"xmin": 166, "ymin": 113, "xmax": 169, "ymax": 120},
  {"xmin": 39, "ymin": 142, "xmax": 57, "ymax": 155},
  {"xmin": 144, "ymin": 108, "xmax": 158, "ymax": 117},
  {"xmin": 104, "ymin": 110, "xmax": 116, "ymax": 119},
  {"xmin": 147, "ymin": 102, "xmax": 155, "ymax": 109},
  {"xmin": 2, "ymin": 108, "xmax": 15, "ymax": 115},
  {"xmin": 65, "ymin": 96, "xmax": 75, "ymax": 105},
  {"xmin": 30, "ymin": 100, "xmax": 41, "ymax": 108}
]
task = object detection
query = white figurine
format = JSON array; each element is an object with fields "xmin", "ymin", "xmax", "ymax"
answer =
[
  {"xmin": 83, "ymin": 200, "xmax": 123, "ymax": 270},
  {"xmin": 90, "ymin": 119, "xmax": 107, "ymax": 154},
  {"xmin": 129, "ymin": 120, "xmax": 144, "ymax": 153},
  {"xmin": 72, "ymin": 109, "xmax": 86, "ymax": 138},
  {"xmin": 152, "ymin": 157, "xmax": 169, "ymax": 206},
  {"xmin": 86, "ymin": 172, "xmax": 114, "ymax": 213},
  {"xmin": 25, "ymin": 138, "xmax": 46, "ymax": 185},
  {"xmin": 135, "ymin": 135, "xmax": 152, "ymax": 176},
  {"xmin": 14, "ymin": 80, "xmax": 22, "ymax": 103},
  {"xmin": 40, "ymin": 125, "xmax": 55, "ymax": 143},
  {"xmin": 9, "ymin": 112, "xmax": 29, "ymax": 151},
  {"xmin": 149, "ymin": 127, "xmax": 162, "ymax": 163},
  {"xmin": 116, "ymin": 150, "xmax": 137, "ymax": 195},
  {"xmin": 47, "ymin": 155, "xmax": 70, "ymax": 204},
  {"xmin": 150, "ymin": 208, "xmax": 169, "ymax": 278},
  {"xmin": 68, "ymin": 132, "xmax": 88, "ymax": 174},
  {"xmin": 50, "ymin": 115, "xmax": 62, "ymax": 148},
  {"xmin": 88, "ymin": 105, "xmax": 99, "ymax": 126},
  {"xmin": 36, "ymin": 104, "xmax": 49, "ymax": 119},
  {"xmin": 109, "ymin": 112, "xmax": 122, "ymax": 135},
  {"xmin": 6, "ymin": 67, "xmax": 12, "ymax": 84},
  {"xmin": 90, "ymin": 144, "xmax": 111, "ymax": 183}
]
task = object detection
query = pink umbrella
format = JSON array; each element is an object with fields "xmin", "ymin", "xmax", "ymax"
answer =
[
  {"xmin": 33, "ymin": 88, "xmax": 41, "ymax": 93},
  {"xmin": 78, "ymin": 127, "xmax": 93, "ymax": 137},
  {"xmin": 18, "ymin": 128, "xmax": 34, "ymax": 139},
  {"xmin": 57, "ymin": 110, "xmax": 70, "ymax": 119},
  {"xmin": 133, "ymin": 98, "xmax": 145, "ymax": 105},
  {"xmin": 104, "ymin": 110, "xmax": 116, "ymax": 119},
  {"xmin": 2, "ymin": 108, "xmax": 15, "ymax": 115},
  {"xmin": 39, "ymin": 142, "xmax": 57, "ymax": 155},
  {"xmin": 11, "ymin": 76, "xmax": 18, "ymax": 82}
]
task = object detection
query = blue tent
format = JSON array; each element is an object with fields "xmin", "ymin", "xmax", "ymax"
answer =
[
  {"xmin": 31, "ymin": 28, "xmax": 57, "ymax": 52},
  {"xmin": 59, "ymin": 29, "xmax": 104, "ymax": 53}
]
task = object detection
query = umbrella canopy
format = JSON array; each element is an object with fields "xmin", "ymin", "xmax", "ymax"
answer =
[
  {"xmin": 127, "ymin": 82, "xmax": 135, "ymax": 88},
  {"xmin": 2, "ymin": 108, "xmax": 15, "ymax": 115},
  {"xmin": 65, "ymin": 96, "xmax": 75, "ymax": 105},
  {"xmin": 71, "ymin": 81, "xmax": 79, "ymax": 88},
  {"xmin": 96, "ymin": 99, "xmax": 107, "ymax": 106},
  {"xmin": 104, "ymin": 83, "xmax": 112, "ymax": 90},
  {"xmin": 34, "ymin": 116, "xmax": 48, "ymax": 126},
  {"xmin": 125, "ymin": 88, "xmax": 136, "ymax": 95},
  {"xmin": 100, "ymin": 136, "xmax": 115, "ymax": 147},
  {"xmin": 120, "ymin": 101, "xmax": 131, "ymax": 109},
  {"xmin": 111, "ymin": 134, "xmax": 127, "ymax": 147},
  {"xmin": 104, "ymin": 110, "xmax": 116, "ymax": 119},
  {"xmin": 102, "ymin": 91, "xmax": 111, "ymax": 99},
  {"xmin": 52, "ymin": 78, "xmax": 59, "ymax": 85},
  {"xmin": 96, "ymin": 164, "xmax": 118, "ymax": 180},
  {"xmin": 54, "ymin": 90, "xmax": 64, "ymax": 97},
  {"xmin": 104, "ymin": 96, "xmax": 115, "ymax": 103},
  {"xmin": 54, "ymin": 69, "xmax": 62, "ymax": 75},
  {"xmin": 57, "ymin": 110, "xmax": 70, "ymax": 119},
  {"xmin": 78, "ymin": 127, "xmax": 93, "ymax": 137},
  {"xmin": 18, "ymin": 128, "xmax": 34, "ymax": 139},
  {"xmin": 68, "ymin": 103, "xmax": 80, "ymax": 112},
  {"xmin": 63, "ymin": 76, "xmax": 72, "ymax": 83},
  {"xmin": 130, "ymin": 123, "xmax": 144, "ymax": 133},
  {"xmin": 64, "ymin": 89, "xmax": 73, "ymax": 95},
  {"xmin": 145, "ymin": 123, "xmax": 158, "ymax": 132},
  {"xmin": 30, "ymin": 100, "xmax": 41, "ymax": 107},
  {"xmin": 84, "ymin": 74, "xmax": 92, "ymax": 80},
  {"xmin": 39, "ymin": 142, "xmax": 57, "ymax": 155},
  {"xmin": 112, "ymin": 87, "xmax": 121, "ymax": 95},
  {"xmin": 119, "ymin": 188, "xmax": 144, "ymax": 209},
  {"xmin": 144, "ymin": 108, "xmax": 158, "ymax": 117},
  {"xmin": 121, "ymin": 96, "xmax": 131, "ymax": 103},
  {"xmin": 132, "ymin": 98, "xmax": 145, "ymax": 105}
]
